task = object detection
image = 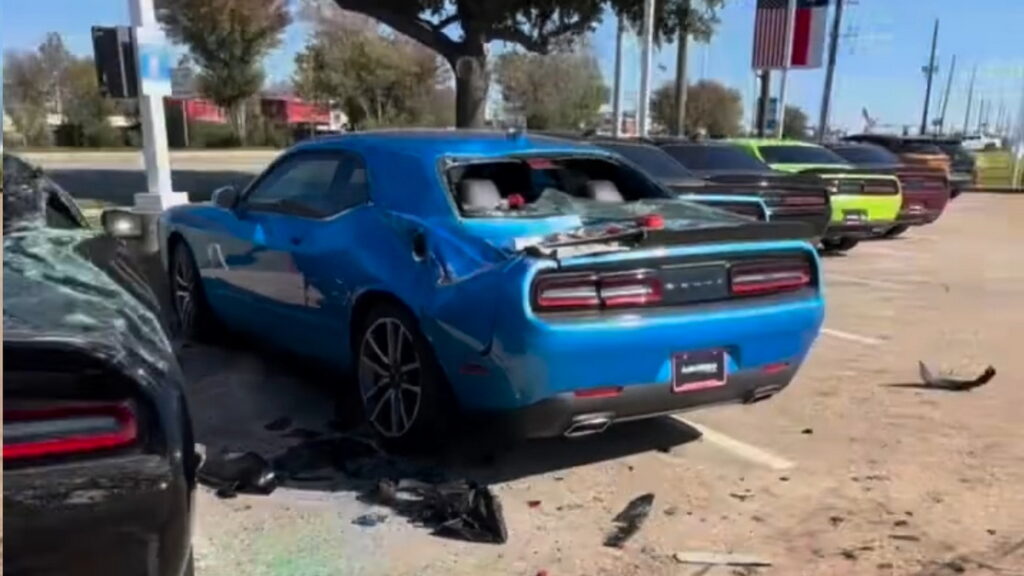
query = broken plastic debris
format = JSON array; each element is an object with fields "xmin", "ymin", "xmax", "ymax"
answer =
[
  {"xmin": 352, "ymin": 513, "xmax": 389, "ymax": 527},
  {"xmin": 198, "ymin": 450, "xmax": 278, "ymax": 498},
  {"xmin": 603, "ymin": 493, "xmax": 655, "ymax": 548},
  {"xmin": 672, "ymin": 552, "xmax": 772, "ymax": 567},
  {"xmin": 918, "ymin": 361, "xmax": 996, "ymax": 391},
  {"xmin": 371, "ymin": 479, "xmax": 507, "ymax": 544}
]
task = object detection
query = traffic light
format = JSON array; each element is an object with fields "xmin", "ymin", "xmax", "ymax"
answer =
[{"xmin": 91, "ymin": 26, "xmax": 138, "ymax": 99}]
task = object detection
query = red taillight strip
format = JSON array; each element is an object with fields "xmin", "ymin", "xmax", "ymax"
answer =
[
  {"xmin": 3, "ymin": 402, "xmax": 137, "ymax": 460},
  {"xmin": 730, "ymin": 263, "xmax": 812, "ymax": 295}
]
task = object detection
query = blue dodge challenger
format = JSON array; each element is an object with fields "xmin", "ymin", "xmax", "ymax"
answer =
[{"xmin": 160, "ymin": 130, "xmax": 825, "ymax": 449}]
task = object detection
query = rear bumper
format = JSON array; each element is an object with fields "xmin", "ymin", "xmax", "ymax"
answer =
[
  {"xmin": 476, "ymin": 364, "xmax": 800, "ymax": 439},
  {"xmin": 825, "ymin": 221, "xmax": 895, "ymax": 239},
  {"xmin": 896, "ymin": 208, "xmax": 942, "ymax": 226},
  {"xmin": 4, "ymin": 454, "xmax": 193, "ymax": 576}
]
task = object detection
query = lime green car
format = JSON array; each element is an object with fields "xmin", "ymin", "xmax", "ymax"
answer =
[{"xmin": 728, "ymin": 139, "xmax": 903, "ymax": 251}]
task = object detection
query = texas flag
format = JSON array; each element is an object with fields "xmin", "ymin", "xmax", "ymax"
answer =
[{"xmin": 790, "ymin": 0, "xmax": 830, "ymax": 68}]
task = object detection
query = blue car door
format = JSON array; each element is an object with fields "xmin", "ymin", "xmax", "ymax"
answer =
[{"xmin": 219, "ymin": 151, "xmax": 347, "ymax": 349}]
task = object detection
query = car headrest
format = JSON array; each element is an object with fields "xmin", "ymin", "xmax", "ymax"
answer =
[
  {"xmin": 458, "ymin": 179, "xmax": 502, "ymax": 211},
  {"xmin": 584, "ymin": 180, "xmax": 623, "ymax": 203}
]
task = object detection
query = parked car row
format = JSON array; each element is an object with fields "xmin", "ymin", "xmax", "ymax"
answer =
[
  {"xmin": 0, "ymin": 129, "xmax": 969, "ymax": 574},
  {"xmin": 571, "ymin": 134, "xmax": 969, "ymax": 252}
]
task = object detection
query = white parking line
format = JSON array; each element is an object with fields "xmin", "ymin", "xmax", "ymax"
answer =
[
  {"xmin": 677, "ymin": 418, "xmax": 796, "ymax": 471},
  {"xmin": 826, "ymin": 273, "xmax": 909, "ymax": 290},
  {"xmin": 821, "ymin": 328, "xmax": 884, "ymax": 346}
]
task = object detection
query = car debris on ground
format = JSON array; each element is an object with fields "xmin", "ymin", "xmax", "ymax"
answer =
[
  {"xmin": 917, "ymin": 361, "xmax": 996, "ymax": 391},
  {"xmin": 603, "ymin": 493, "xmax": 655, "ymax": 548},
  {"xmin": 198, "ymin": 450, "xmax": 279, "ymax": 498},
  {"xmin": 371, "ymin": 478, "xmax": 508, "ymax": 544}
]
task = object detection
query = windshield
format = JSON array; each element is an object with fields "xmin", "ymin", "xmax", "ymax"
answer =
[
  {"xmin": 758, "ymin": 145, "xmax": 850, "ymax": 166},
  {"xmin": 829, "ymin": 145, "xmax": 901, "ymax": 166},
  {"xmin": 594, "ymin": 142, "xmax": 698, "ymax": 180},
  {"xmin": 662, "ymin": 144, "xmax": 772, "ymax": 172}
]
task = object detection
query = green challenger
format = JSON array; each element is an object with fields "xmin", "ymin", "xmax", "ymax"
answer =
[{"xmin": 728, "ymin": 139, "xmax": 903, "ymax": 252}]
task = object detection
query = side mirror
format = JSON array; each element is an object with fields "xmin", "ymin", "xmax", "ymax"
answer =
[
  {"xmin": 100, "ymin": 208, "xmax": 145, "ymax": 239},
  {"xmin": 212, "ymin": 186, "xmax": 239, "ymax": 210}
]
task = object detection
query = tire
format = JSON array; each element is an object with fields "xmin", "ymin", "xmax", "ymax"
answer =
[
  {"xmin": 883, "ymin": 225, "xmax": 909, "ymax": 239},
  {"xmin": 355, "ymin": 302, "xmax": 451, "ymax": 452},
  {"xmin": 170, "ymin": 241, "xmax": 218, "ymax": 341},
  {"xmin": 821, "ymin": 237, "xmax": 860, "ymax": 253}
]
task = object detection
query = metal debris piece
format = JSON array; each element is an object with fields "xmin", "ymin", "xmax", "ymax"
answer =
[
  {"xmin": 603, "ymin": 493, "xmax": 655, "ymax": 548},
  {"xmin": 889, "ymin": 534, "xmax": 921, "ymax": 542},
  {"xmin": 672, "ymin": 552, "xmax": 772, "ymax": 567},
  {"xmin": 919, "ymin": 361, "xmax": 996, "ymax": 391}
]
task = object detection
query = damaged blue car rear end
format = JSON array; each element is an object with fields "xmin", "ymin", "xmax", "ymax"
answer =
[{"xmin": 160, "ymin": 131, "xmax": 825, "ymax": 449}]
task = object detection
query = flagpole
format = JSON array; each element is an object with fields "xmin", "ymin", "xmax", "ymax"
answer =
[
  {"xmin": 776, "ymin": 0, "xmax": 798, "ymax": 138},
  {"xmin": 612, "ymin": 17, "xmax": 625, "ymax": 137},
  {"xmin": 637, "ymin": 0, "xmax": 656, "ymax": 137}
]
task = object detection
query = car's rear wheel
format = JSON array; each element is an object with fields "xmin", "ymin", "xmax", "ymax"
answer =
[
  {"xmin": 883, "ymin": 225, "xmax": 909, "ymax": 239},
  {"xmin": 171, "ymin": 242, "xmax": 217, "ymax": 341},
  {"xmin": 820, "ymin": 237, "xmax": 860, "ymax": 253},
  {"xmin": 356, "ymin": 303, "xmax": 450, "ymax": 452}
]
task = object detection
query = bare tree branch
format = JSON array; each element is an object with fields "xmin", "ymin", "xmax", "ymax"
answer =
[{"xmin": 333, "ymin": 0, "xmax": 460, "ymax": 60}]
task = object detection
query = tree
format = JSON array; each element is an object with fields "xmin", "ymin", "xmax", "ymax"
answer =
[
  {"xmin": 294, "ymin": 5, "xmax": 451, "ymax": 128},
  {"xmin": 36, "ymin": 32, "xmax": 75, "ymax": 117},
  {"xmin": 495, "ymin": 47, "xmax": 608, "ymax": 130},
  {"xmin": 62, "ymin": 57, "xmax": 121, "ymax": 147},
  {"xmin": 783, "ymin": 105, "xmax": 809, "ymax": 139},
  {"xmin": 329, "ymin": 0, "xmax": 697, "ymax": 128},
  {"xmin": 651, "ymin": 79, "xmax": 742, "ymax": 137},
  {"xmin": 157, "ymin": 0, "xmax": 291, "ymax": 142},
  {"xmin": 3, "ymin": 50, "xmax": 51, "ymax": 145}
]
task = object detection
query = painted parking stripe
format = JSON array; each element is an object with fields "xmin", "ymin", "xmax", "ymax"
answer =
[
  {"xmin": 826, "ymin": 273, "xmax": 909, "ymax": 290},
  {"xmin": 821, "ymin": 328, "xmax": 884, "ymax": 346},
  {"xmin": 677, "ymin": 418, "xmax": 796, "ymax": 471}
]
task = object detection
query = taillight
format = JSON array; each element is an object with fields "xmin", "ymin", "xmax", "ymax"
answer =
[
  {"xmin": 730, "ymin": 260, "xmax": 812, "ymax": 296},
  {"xmin": 533, "ymin": 271, "xmax": 663, "ymax": 311},
  {"xmin": 599, "ymin": 271, "xmax": 663, "ymax": 307},
  {"xmin": 3, "ymin": 402, "xmax": 138, "ymax": 460},
  {"xmin": 534, "ymin": 274, "xmax": 601, "ymax": 310}
]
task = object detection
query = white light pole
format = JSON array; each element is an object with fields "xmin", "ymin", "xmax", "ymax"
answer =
[
  {"xmin": 637, "ymin": 0, "xmax": 656, "ymax": 137},
  {"xmin": 776, "ymin": 0, "xmax": 797, "ymax": 138},
  {"xmin": 129, "ymin": 0, "xmax": 187, "ymax": 211},
  {"xmin": 612, "ymin": 17, "xmax": 625, "ymax": 137}
]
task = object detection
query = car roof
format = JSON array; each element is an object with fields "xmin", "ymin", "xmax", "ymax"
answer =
[
  {"xmin": 728, "ymin": 138, "xmax": 819, "ymax": 148},
  {"xmin": 292, "ymin": 129, "xmax": 605, "ymax": 158},
  {"xmin": 846, "ymin": 133, "xmax": 963, "ymax": 144}
]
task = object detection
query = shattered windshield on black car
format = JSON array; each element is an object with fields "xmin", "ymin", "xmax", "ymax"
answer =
[{"xmin": 757, "ymin": 145, "xmax": 849, "ymax": 166}]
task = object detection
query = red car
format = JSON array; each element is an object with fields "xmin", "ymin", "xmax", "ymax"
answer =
[{"xmin": 826, "ymin": 142, "xmax": 950, "ymax": 238}]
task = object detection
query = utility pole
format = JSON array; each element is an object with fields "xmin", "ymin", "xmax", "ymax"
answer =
[
  {"xmin": 776, "ymin": 0, "xmax": 797, "ymax": 138},
  {"xmin": 962, "ymin": 64, "xmax": 977, "ymax": 135},
  {"xmin": 637, "ymin": 0, "xmax": 656, "ymax": 137},
  {"xmin": 612, "ymin": 17, "xmax": 625, "ymax": 137},
  {"xmin": 756, "ymin": 70, "xmax": 771, "ymax": 137},
  {"xmin": 937, "ymin": 54, "xmax": 956, "ymax": 135},
  {"xmin": 817, "ymin": 0, "xmax": 845, "ymax": 142},
  {"xmin": 919, "ymin": 19, "xmax": 939, "ymax": 136},
  {"xmin": 673, "ymin": 0, "xmax": 692, "ymax": 136}
]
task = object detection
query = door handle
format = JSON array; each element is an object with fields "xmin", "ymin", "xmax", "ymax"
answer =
[
  {"xmin": 411, "ymin": 232, "xmax": 427, "ymax": 260},
  {"xmin": 290, "ymin": 236, "xmax": 303, "ymax": 246}
]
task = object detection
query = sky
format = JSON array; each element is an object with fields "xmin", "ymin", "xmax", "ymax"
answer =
[{"xmin": 2, "ymin": 0, "xmax": 1023, "ymax": 133}]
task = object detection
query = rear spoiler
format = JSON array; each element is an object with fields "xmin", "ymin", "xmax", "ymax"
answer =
[{"xmin": 524, "ymin": 220, "xmax": 817, "ymax": 257}]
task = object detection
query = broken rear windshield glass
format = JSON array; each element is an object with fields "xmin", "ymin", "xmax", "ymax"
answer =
[{"xmin": 445, "ymin": 155, "xmax": 745, "ymax": 224}]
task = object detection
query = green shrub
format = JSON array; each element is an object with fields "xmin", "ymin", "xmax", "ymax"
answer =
[{"xmin": 188, "ymin": 122, "xmax": 240, "ymax": 148}]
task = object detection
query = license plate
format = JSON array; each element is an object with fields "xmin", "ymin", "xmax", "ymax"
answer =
[
  {"xmin": 843, "ymin": 209, "xmax": 867, "ymax": 223},
  {"xmin": 672, "ymin": 350, "xmax": 727, "ymax": 393}
]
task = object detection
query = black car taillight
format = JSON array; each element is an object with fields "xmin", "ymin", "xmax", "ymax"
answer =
[
  {"xmin": 3, "ymin": 401, "xmax": 138, "ymax": 460},
  {"xmin": 729, "ymin": 260, "xmax": 812, "ymax": 296},
  {"xmin": 533, "ymin": 270, "xmax": 663, "ymax": 311}
]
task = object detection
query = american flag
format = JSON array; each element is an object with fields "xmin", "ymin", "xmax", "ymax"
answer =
[{"xmin": 752, "ymin": 0, "xmax": 829, "ymax": 70}]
